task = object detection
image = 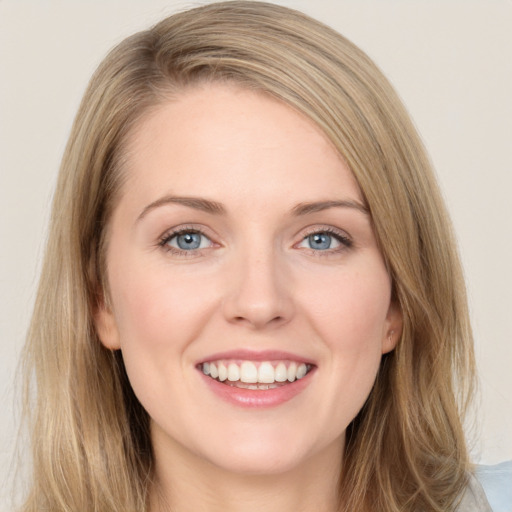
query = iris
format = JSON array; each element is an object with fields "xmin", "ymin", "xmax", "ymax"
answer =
[
  {"xmin": 176, "ymin": 232, "xmax": 202, "ymax": 250},
  {"xmin": 308, "ymin": 233, "xmax": 332, "ymax": 250}
]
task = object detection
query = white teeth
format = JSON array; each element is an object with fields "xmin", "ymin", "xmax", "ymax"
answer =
[
  {"xmin": 240, "ymin": 361, "xmax": 258, "ymax": 383},
  {"xmin": 201, "ymin": 359, "xmax": 312, "ymax": 385},
  {"xmin": 227, "ymin": 363, "xmax": 240, "ymax": 381},
  {"xmin": 275, "ymin": 362, "xmax": 287, "ymax": 382},
  {"xmin": 227, "ymin": 381, "xmax": 280, "ymax": 390},
  {"xmin": 258, "ymin": 362, "xmax": 275, "ymax": 383},
  {"xmin": 287, "ymin": 362, "xmax": 297, "ymax": 382},
  {"xmin": 296, "ymin": 363, "xmax": 307, "ymax": 379},
  {"xmin": 218, "ymin": 362, "xmax": 228, "ymax": 381}
]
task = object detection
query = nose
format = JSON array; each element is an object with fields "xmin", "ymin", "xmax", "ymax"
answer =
[{"xmin": 222, "ymin": 247, "xmax": 295, "ymax": 330}]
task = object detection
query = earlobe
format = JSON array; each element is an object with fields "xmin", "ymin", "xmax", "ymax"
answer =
[
  {"xmin": 382, "ymin": 302, "xmax": 403, "ymax": 354},
  {"xmin": 94, "ymin": 302, "xmax": 121, "ymax": 350}
]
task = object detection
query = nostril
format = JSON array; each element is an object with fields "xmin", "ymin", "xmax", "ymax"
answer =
[{"xmin": 233, "ymin": 314, "xmax": 284, "ymax": 325}]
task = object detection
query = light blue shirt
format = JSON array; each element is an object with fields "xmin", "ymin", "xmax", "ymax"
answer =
[{"xmin": 476, "ymin": 461, "xmax": 512, "ymax": 512}]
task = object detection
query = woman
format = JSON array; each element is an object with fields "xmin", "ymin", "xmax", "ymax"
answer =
[{"xmin": 19, "ymin": 2, "xmax": 492, "ymax": 511}]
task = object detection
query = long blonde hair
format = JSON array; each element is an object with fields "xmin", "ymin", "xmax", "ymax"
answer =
[{"xmin": 20, "ymin": 2, "xmax": 475, "ymax": 511}]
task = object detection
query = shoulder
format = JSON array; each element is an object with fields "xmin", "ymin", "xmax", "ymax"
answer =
[
  {"xmin": 474, "ymin": 461, "xmax": 512, "ymax": 512},
  {"xmin": 455, "ymin": 461, "xmax": 512, "ymax": 512},
  {"xmin": 454, "ymin": 473, "xmax": 493, "ymax": 512}
]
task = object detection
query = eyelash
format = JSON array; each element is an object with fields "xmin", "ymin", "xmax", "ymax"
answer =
[
  {"xmin": 298, "ymin": 226, "xmax": 353, "ymax": 255},
  {"xmin": 158, "ymin": 226, "xmax": 214, "ymax": 257},
  {"xmin": 158, "ymin": 225, "xmax": 353, "ymax": 257}
]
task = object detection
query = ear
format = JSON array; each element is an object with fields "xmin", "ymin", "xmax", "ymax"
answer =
[
  {"xmin": 382, "ymin": 301, "xmax": 402, "ymax": 354},
  {"xmin": 94, "ymin": 300, "xmax": 121, "ymax": 350}
]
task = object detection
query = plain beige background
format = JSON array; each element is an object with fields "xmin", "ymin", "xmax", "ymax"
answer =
[{"xmin": 1, "ymin": 0, "xmax": 511, "ymax": 507}]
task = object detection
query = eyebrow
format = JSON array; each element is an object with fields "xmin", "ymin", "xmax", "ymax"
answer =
[
  {"xmin": 137, "ymin": 195, "xmax": 226, "ymax": 221},
  {"xmin": 137, "ymin": 195, "xmax": 369, "ymax": 221},
  {"xmin": 291, "ymin": 200, "xmax": 369, "ymax": 216}
]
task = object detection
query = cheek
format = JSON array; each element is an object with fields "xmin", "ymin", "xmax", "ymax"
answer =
[
  {"xmin": 107, "ymin": 258, "xmax": 225, "ymax": 412},
  {"xmin": 299, "ymin": 265, "xmax": 390, "ymax": 402},
  {"xmin": 107, "ymin": 264, "xmax": 206, "ymax": 413},
  {"xmin": 301, "ymin": 266, "xmax": 391, "ymax": 347},
  {"xmin": 110, "ymin": 258, "xmax": 216, "ymax": 345}
]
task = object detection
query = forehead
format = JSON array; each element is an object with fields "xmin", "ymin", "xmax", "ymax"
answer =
[{"xmin": 119, "ymin": 82, "xmax": 363, "ymax": 212}]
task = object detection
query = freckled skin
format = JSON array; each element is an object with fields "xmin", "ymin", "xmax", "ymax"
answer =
[{"xmin": 95, "ymin": 84, "xmax": 401, "ymax": 502}]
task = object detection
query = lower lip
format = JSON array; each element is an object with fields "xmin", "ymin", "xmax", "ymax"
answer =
[{"xmin": 199, "ymin": 369, "xmax": 315, "ymax": 408}]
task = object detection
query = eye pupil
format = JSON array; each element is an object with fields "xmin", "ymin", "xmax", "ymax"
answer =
[
  {"xmin": 177, "ymin": 232, "xmax": 201, "ymax": 250},
  {"xmin": 309, "ymin": 233, "xmax": 331, "ymax": 250}
]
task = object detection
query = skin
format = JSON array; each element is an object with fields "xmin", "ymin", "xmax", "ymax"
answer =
[{"xmin": 95, "ymin": 83, "xmax": 402, "ymax": 512}]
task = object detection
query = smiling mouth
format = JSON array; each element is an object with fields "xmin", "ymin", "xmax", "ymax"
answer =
[{"xmin": 199, "ymin": 360, "xmax": 313, "ymax": 389}]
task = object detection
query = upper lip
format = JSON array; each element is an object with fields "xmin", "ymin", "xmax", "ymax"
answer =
[{"xmin": 197, "ymin": 349, "xmax": 316, "ymax": 366}]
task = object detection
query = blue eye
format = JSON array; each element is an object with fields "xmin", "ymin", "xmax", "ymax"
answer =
[
  {"xmin": 298, "ymin": 230, "xmax": 351, "ymax": 252},
  {"xmin": 307, "ymin": 233, "xmax": 336, "ymax": 250},
  {"xmin": 163, "ymin": 230, "xmax": 211, "ymax": 252},
  {"xmin": 175, "ymin": 232, "xmax": 202, "ymax": 249}
]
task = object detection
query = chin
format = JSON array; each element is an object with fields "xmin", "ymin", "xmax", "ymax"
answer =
[
  {"xmin": 207, "ymin": 447, "xmax": 307, "ymax": 476},
  {"xmin": 195, "ymin": 428, "xmax": 328, "ymax": 477}
]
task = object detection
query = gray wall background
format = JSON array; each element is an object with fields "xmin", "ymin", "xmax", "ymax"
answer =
[{"xmin": 1, "ymin": 0, "xmax": 511, "ymax": 508}]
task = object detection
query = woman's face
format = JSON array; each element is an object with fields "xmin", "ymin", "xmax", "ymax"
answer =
[{"xmin": 96, "ymin": 83, "xmax": 401, "ymax": 476}]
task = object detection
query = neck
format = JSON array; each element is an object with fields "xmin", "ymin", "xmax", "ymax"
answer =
[{"xmin": 149, "ymin": 431, "xmax": 343, "ymax": 512}]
